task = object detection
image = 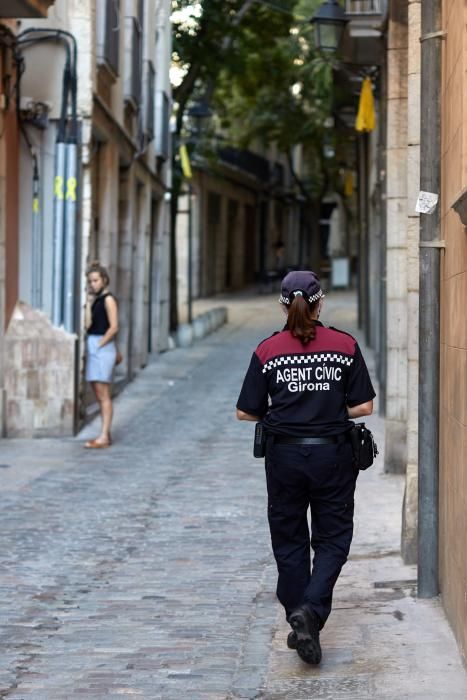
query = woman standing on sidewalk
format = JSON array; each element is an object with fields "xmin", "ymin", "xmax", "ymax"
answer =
[
  {"xmin": 236, "ymin": 270, "xmax": 375, "ymax": 665},
  {"xmin": 84, "ymin": 261, "xmax": 119, "ymax": 449}
]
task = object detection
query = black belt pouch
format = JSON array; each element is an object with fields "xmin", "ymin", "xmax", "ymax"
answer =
[
  {"xmin": 349, "ymin": 422, "xmax": 379, "ymax": 470},
  {"xmin": 253, "ymin": 422, "xmax": 266, "ymax": 458}
]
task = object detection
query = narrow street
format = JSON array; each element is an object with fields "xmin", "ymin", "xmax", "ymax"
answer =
[{"xmin": 0, "ymin": 293, "xmax": 466, "ymax": 699}]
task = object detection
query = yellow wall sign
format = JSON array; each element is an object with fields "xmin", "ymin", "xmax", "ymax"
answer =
[
  {"xmin": 54, "ymin": 176, "xmax": 77, "ymax": 201},
  {"xmin": 54, "ymin": 175, "xmax": 64, "ymax": 200},
  {"xmin": 66, "ymin": 177, "xmax": 77, "ymax": 202}
]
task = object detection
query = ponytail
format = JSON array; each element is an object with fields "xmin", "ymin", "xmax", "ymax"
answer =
[{"xmin": 287, "ymin": 296, "xmax": 319, "ymax": 344}]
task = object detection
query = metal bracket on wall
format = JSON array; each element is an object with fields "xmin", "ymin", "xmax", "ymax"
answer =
[
  {"xmin": 419, "ymin": 240, "xmax": 446, "ymax": 249},
  {"xmin": 419, "ymin": 31, "xmax": 447, "ymax": 43}
]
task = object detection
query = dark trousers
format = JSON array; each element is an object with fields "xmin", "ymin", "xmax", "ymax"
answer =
[{"xmin": 265, "ymin": 441, "xmax": 357, "ymax": 629}]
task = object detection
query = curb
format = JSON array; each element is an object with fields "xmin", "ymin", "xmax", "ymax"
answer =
[{"xmin": 173, "ymin": 307, "xmax": 229, "ymax": 348}]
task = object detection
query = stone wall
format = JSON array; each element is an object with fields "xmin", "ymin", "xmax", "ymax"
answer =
[
  {"xmin": 401, "ymin": 0, "xmax": 421, "ymax": 564},
  {"xmin": 385, "ymin": 0, "xmax": 409, "ymax": 474},
  {"xmin": 5, "ymin": 303, "xmax": 76, "ymax": 436}
]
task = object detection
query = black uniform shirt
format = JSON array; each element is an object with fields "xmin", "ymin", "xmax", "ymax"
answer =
[{"xmin": 236, "ymin": 322, "xmax": 376, "ymax": 437}]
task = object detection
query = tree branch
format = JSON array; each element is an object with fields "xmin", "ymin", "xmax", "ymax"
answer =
[
  {"xmin": 174, "ymin": 0, "xmax": 258, "ymax": 132},
  {"xmin": 286, "ymin": 150, "xmax": 311, "ymax": 202}
]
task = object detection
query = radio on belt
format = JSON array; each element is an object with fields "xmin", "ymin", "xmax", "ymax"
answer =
[{"xmin": 253, "ymin": 422, "xmax": 266, "ymax": 458}]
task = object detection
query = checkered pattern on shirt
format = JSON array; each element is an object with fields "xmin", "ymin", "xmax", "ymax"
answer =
[{"xmin": 262, "ymin": 352, "xmax": 354, "ymax": 374}]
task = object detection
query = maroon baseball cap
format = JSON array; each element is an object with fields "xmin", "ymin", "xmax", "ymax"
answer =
[{"xmin": 279, "ymin": 270, "xmax": 324, "ymax": 306}]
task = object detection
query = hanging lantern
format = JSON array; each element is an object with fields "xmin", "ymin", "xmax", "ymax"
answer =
[{"xmin": 310, "ymin": 1, "xmax": 348, "ymax": 53}]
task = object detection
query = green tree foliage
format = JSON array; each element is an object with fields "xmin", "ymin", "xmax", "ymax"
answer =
[
  {"xmin": 170, "ymin": 1, "xmax": 347, "ymax": 325},
  {"xmin": 172, "ymin": 0, "xmax": 340, "ymax": 199}
]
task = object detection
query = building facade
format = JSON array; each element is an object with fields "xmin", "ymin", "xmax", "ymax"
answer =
[
  {"xmin": 0, "ymin": 1, "xmax": 57, "ymax": 437},
  {"xmin": 2, "ymin": 0, "xmax": 172, "ymax": 436},
  {"xmin": 176, "ymin": 143, "xmax": 314, "ymax": 324},
  {"xmin": 438, "ymin": 0, "xmax": 467, "ymax": 661},
  {"xmin": 351, "ymin": 0, "xmax": 466, "ymax": 660}
]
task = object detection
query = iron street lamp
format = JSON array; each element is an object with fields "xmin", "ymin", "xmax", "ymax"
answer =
[
  {"xmin": 186, "ymin": 100, "xmax": 212, "ymax": 140},
  {"xmin": 310, "ymin": 0, "xmax": 348, "ymax": 53}
]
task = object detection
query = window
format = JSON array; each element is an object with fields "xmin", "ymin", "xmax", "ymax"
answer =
[
  {"xmin": 96, "ymin": 0, "xmax": 120, "ymax": 79},
  {"xmin": 124, "ymin": 1, "xmax": 143, "ymax": 107},
  {"xmin": 345, "ymin": 1, "xmax": 384, "ymax": 15},
  {"xmin": 155, "ymin": 91, "xmax": 170, "ymax": 161},
  {"xmin": 143, "ymin": 60, "xmax": 155, "ymax": 141}
]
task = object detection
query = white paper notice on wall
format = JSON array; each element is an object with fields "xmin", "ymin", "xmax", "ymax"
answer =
[{"xmin": 415, "ymin": 191, "xmax": 439, "ymax": 214}]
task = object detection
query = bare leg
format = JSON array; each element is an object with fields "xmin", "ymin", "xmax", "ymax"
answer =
[
  {"xmin": 85, "ymin": 382, "xmax": 106, "ymax": 447},
  {"xmin": 96, "ymin": 382, "xmax": 112, "ymax": 443},
  {"xmin": 90, "ymin": 381, "xmax": 99, "ymax": 404}
]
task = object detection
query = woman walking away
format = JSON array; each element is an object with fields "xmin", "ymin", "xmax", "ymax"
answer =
[
  {"xmin": 236, "ymin": 270, "xmax": 375, "ymax": 665},
  {"xmin": 84, "ymin": 261, "xmax": 119, "ymax": 449}
]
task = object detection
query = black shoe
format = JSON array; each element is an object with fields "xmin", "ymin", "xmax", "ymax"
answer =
[
  {"xmin": 287, "ymin": 630, "xmax": 298, "ymax": 649},
  {"xmin": 288, "ymin": 606, "xmax": 322, "ymax": 665}
]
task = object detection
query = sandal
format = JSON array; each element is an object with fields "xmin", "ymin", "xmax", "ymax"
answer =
[{"xmin": 84, "ymin": 439, "xmax": 111, "ymax": 449}]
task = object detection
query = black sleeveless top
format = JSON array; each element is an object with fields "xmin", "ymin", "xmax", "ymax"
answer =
[{"xmin": 88, "ymin": 293, "xmax": 114, "ymax": 335}]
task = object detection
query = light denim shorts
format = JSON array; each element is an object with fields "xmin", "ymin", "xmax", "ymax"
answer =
[{"xmin": 85, "ymin": 335, "xmax": 117, "ymax": 383}]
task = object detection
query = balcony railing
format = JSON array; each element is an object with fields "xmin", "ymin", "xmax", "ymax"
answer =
[
  {"xmin": 218, "ymin": 147, "xmax": 270, "ymax": 182},
  {"xmin": 96, "ymin": 0, "xmax": 120, "ymax": 79},
  {"xmin": 345, "ymin": 0, "xmax": 384, "ymax": 14}
]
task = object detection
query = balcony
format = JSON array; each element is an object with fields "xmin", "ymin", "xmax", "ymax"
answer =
[
  {"xmin": 345, "ymin": 0, "xmax": 388, "ymax": 38},
  {"xmin": 0, "ymin": 0, "xmax": 55, "ymax": 17},
  {"xmin": 96, "ymin": 0, "xmax": 120, "ymax": 80},
  {"xmin": 218, "ymin": 147, "xmax": 270, "ymax": 182},
  {"xmin": 340, "ymin": 0, "xmax": 387, "ymax": 66}
]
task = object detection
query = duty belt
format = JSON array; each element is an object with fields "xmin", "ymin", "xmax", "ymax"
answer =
[{"xmin": 273, "ymin": 434, "xmax": 349, "ymax": 445}]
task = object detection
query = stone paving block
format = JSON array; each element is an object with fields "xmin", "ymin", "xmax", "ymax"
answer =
[{"xmin": 0, "ymin": 292, "xmax": 466, "ymax": 699}]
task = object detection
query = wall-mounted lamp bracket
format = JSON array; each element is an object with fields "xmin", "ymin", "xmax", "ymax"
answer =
[
  {"xmin": 419, "ymin": 31, "xmax": 447, "ymax": 43},
  {"xmin": 419, "ymin": 240, "xmax": 446, "ymax": 249}
]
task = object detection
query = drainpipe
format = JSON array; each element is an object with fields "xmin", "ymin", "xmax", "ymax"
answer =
[
  {"xmin": 52, "ymin": 140, "xmax": 67, "ymax": 326},
  {"xmin": 418, "ymin": 0, "xmax": 443, "ymax": 598},
  {"xmin": 63, "ymin": 36, "xmax": 79, "ymax": 333},
  {"xmin": 62, "ymin": 141, "xmax": 78, "ymax": 331},
  {"xmin": 31, "ymin": 157, "xmax": 42, "ymax": 308}
]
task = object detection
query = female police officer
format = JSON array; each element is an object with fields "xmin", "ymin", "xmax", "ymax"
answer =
[{"xmin": 236, "ymin": 270, "xmax": 375, "ymax": 665}]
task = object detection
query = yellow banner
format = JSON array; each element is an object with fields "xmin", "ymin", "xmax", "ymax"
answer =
[
  {"xmin": 179, "ymin": 144, "xmax": 193, "ymax": 179},
  {"xmin": 355, "ymin": 78, "xmax": 376, "ymax": 133},
  {"xmin": 344, "ymin": 171, "xmax": 354, "ymax": 198}
]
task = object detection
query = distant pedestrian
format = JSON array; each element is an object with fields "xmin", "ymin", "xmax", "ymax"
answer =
[
  {"xmin": 84, "ymin": 261, "xmax": 120, "ymax": 449},
  {"xmin": 274, "ymin": 240, "xmax": 286, "ymax": 279},
  {"xmin": 236, "ymin": 270, "xmax": 375, "ymax": 665}
]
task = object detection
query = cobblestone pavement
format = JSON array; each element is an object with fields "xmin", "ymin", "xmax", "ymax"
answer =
[{"xmin": 1, "ymin": 292, "xmax": 467, "ymax": 700}]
